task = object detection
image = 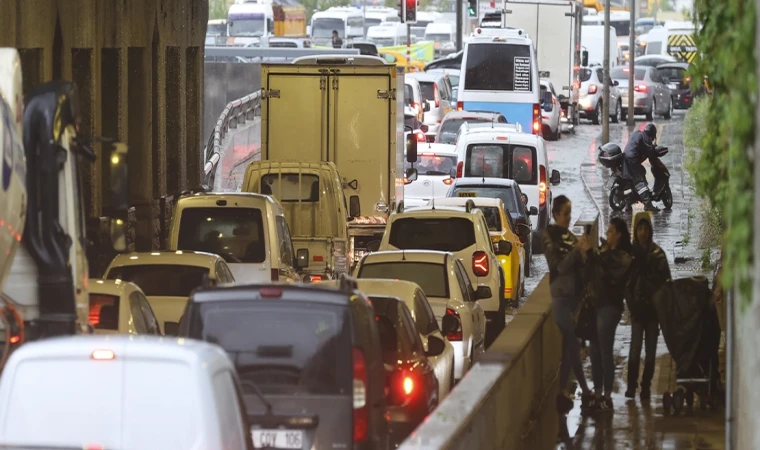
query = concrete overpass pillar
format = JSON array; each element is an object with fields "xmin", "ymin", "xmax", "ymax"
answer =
[{"xmin": 0, "ymin": 0, "xmax": 208, "ymax": 273}]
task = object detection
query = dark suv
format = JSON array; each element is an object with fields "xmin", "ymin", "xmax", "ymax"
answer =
[{"xmin": 179, "ymin": 277, "xmax": 389, "ymax": 450}]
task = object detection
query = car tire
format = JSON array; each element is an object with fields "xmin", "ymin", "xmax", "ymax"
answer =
[
  {"xmin": 621, "ymin": 107, "xmax": 627, "ymax": 122},
  {"xmin": 592, "ymin": 101, "xmax": 601, "ymax": 125},
  {"xmin": 646, "ymin": 99, "xmax": 655, "ymax": 120},
  {"xmin": 611, "ymin": 101, "xmax": 621, "ymax": 123},
  {"xmin": 664, "ymin": 97, "xmax": 673, "ymax": 119}
]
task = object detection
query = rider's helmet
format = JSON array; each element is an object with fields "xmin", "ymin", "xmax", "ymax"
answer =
[{"xmin": 644, "ymin": 123, "xmax": 657, "ymax": 141}]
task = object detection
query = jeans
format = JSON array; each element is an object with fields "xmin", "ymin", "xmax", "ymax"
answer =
[
  {"xmin": 627, "ymin": 319, "xmax": 659, "ymax": 391},
  {"xmin": 589, "ymin": 305, "xmax": 623, "ymax": 396},
  {"xmin": 552, "ymin": 295, "xmax": 588, "ymax": 392}
]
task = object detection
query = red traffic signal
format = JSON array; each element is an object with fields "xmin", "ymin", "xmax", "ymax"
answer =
[{"xmin": 404, "ymin": 0, "xmax": 417, "ymax": 23}]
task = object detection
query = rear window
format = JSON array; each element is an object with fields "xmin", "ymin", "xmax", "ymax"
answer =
[
  {"xmin": 177, "ymin": 207, "xmax": 266, "ymax": 263},
  {"xmin": 479, "ymin": 206, "xmax": 502, "ymax": 231},
  {"xmin": 261, "ymin": 173, "xmax": 320, "ymax": 202},
  {"xmin": 188, "ymin": 302, "xmax": 352, "ymax": 395},
  {"xmin": 419, "ymin": 82, "xmax": 435, "ymax": 102},
  {"xmin": 658, "ymin": 67, "xmax": 686, "ymax": 82},
  {"xmin": 464, "ymin": 43, "xmax": 532, "ymax": 91},
  {"xmin": 465, "ymin": 144, "xmax": 537, "ymax": 184},
  {"xmin": 450, "ymin": 185, "xmax": 518, "ymax": 214},
  {"xmin": 388, "ymin": 217, "xmax": 476, "ymax": 252},
  {"xmin": 611, "ymin": 66, "xmax": 646, "ymax": 81},
  {"xmin": 404, "ymin": 154, "xmax": 457, "ymax": 175},
  {"xmin": 359, "ymin": 262, "xmax": 449, "ymax": 298},
  {"xmin": 438, "ymin": 117, "xmax": 490, "ymax": 144},
  {"xmin": 106, "ymin": 265, "xmax": 210, "ymax": 297},
  {"xmin": 405, "ymin": 84, "xmax": 414, "ymax": 104},
  {"xmin": 368, "ymin": 297, "xmax": 414, "ymax": 365},
  {"xmin": 89, "ymin": 294, "xmax": 119, "ymax": 330}
]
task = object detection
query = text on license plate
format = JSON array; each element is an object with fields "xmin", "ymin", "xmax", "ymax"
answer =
[
  {"xmin": 252, "ymin": 429, "xmax": 303, "ymax": 449},
  {"xmin": 457, "ymin": 192, "xmax": 478, "ymax": 197}
]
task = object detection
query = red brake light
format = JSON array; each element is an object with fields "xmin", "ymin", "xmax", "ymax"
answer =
[
  {"xmin": 532, "ymin": 103, "xmax": 541, "ymax": 135},
  {"xmin": 403, "ymin": 376, "xmax": 414, "ymax": 395},
  {"xmin": 415, "ymin": 131, "xmax": 426, "ymax": 142},
  {"xmin": 456, "ymin": 161, "xmax": 463, "ymax": 178},
  {"xmin": 472, "ymin": 251, "xmax": 489, "ymax": 276},
  {"xmin": 443, "ymin": 177, "xmax": 453, "ymax": 185},
  {"xmin": 444, "ymin": 307, "xmax": 463, "ymax": 341},
  {"xmin": 307, "ymin": 275, "xmax": 323, "ymax": 282},
  {"xmin": 404, "ymin": 177, "xmax": 412, "ymax": 185},
  {"xmin": 92, "ymin": 350, "xmax": 115, "ymax": 360},
  {"xmin": 9, "ymin": 335, "xmax": 20, "ymax": 344},
  {"xmin": 313, "ymin": 255, "xmax": 324, "ymax": 262},
  {"xmin": 353, "ymin": 347, "xmax": 369, "ymax": 443},
  {"xmin": 457, "ymin": 101, "xmax": 463, "ymax": 111},
  {"xmin": 634, "ymin": 84, "xmax": 648, "ymax": 93},
  {"xmin": 260, "ymin": 286, "xmax": 284, "ymax": 297},
  {"xmin": 539, "ymin": 166, "xmax": 547, "ymax": 207},
  {"xmin": 587, "ymin": 84, "xmax": 598, "ymax": 94}
]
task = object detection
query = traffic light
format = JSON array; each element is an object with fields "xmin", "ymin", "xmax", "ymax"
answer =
[
  {"xmin": 398, "ymin": 0, "xmax": 404, "ymax": 21},
  {"xmin": 467, "ymin": 0, "xmax": 477, "ymax": 17},
  {"xmin": 405, "ymin": 0, "xmax": 417, "ymax": 23}
]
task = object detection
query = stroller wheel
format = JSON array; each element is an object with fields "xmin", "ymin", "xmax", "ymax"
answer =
[
  {"xmin": 673, "ymin": 388, "xmax": 685, "ymax": 414},
  {"xmin": 663, "ymin": 392, "xmax": 672, "ymax": 413}
]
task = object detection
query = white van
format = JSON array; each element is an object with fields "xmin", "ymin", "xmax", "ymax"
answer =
[
  {"xmin": 364, "ymin": 6, "xmax": 400, "ymax": 32},
  {"xmin": 454, "ymin": 126, "xmax": 560, "ymax": 252},
  {"xmin": 644, "ymin": 24, "xmax": 697, "ymax": 61},
  {"xmin": 458, "ymin": 27, "xmax": 541, "ymax": 135},
  {"xmin": 0, "ymin": 335, "xmax": 252, "ymax": 450},
  {"xmin": 367, "ymin": 23, "xmax": 407, "ymax": 47},
  {"xmin": 310, "ymin": 7, "xmax": 365, "ymax": 47},
  {"xmin": 581, "ymin": 25, "xmax": 619, "ymax": 66}
]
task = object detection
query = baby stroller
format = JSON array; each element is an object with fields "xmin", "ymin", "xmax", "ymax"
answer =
[{"xmin": 653, "ymin": 276, "xmax": 723, "ymax": 414}]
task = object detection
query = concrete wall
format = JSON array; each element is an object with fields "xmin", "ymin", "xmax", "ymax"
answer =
[
  {"xmin": 203, "ymin": 61, "xmax": 261, "ymax": 147},
  {"xmin": 399, "ymin": 275, "xmax": 561, "ymax": 450},
  {"xmin": 0, "ymin": 0, "xmax": 208, "ymax": 255}
]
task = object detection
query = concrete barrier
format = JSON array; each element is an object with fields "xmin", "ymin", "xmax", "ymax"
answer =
[{"xmin": 399, "ymin": 275, "xmax": 561, "ymax": 450}]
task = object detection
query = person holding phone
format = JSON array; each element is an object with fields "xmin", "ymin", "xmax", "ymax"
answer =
[{"xmin": 543, "ymin": 195, "xmax": 593, "ymax": 413}]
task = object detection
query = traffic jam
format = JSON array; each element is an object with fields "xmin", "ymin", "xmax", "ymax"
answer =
[{"xmin": 0, "ymin": 0, "xmax": 702, "ymax": 448}]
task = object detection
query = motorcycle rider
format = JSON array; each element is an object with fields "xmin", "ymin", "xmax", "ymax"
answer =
[{"xmin": 623, "ymin": 123, "xmax": 660, "ymax": 212}]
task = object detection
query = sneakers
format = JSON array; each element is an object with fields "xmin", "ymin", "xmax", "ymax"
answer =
[
  {"xmin": 625, "ymin": 388, "xmax": 636, "ymax": 399},
  {"xmin": 644, "ymin": 202, "xmax": 660, "ymax": 212},
  {"xmin": 640, "ymin": 389, "xmax": 651, "ymax": 401}
]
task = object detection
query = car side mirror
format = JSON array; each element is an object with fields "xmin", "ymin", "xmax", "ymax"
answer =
[
  {"xmin": 425, "ymin": 335, "xmax": 446, "ymax": 357},
  {"xmin": 495, "ymin": 240, "xmax": 512, "ymax": 256},
  {"xmin": 296, "ymin": 248, "xmax": 309, "ymax": 269},
  {"xmin": 441, "ymin": 314, "xmax": 460, "ymax": 334},
  {"xmin": 582, "ymin": 50, "xmax": 589, "ymax": 67},
  {"xmin": 164, "ymin": 321, "xmax": 180, "ymax": 336},
  {"xmin": 406, "ymin": 134, "xmax": 418, "ymax": 162},
  {"xmin": 405, "ymin": 168, "xmax": 418, "ymax": 182},
  {"xmin": 367, "ymin": 240, "xmax": 381, "ymax": 252},
  {"xmin": 550, "ymin": 169, "xmax": 561, "ymax": 185},
  {"xmin": 529, "ymin": 206, "xmax": 538, "ymax": 216},
  {"xmin": 349, "ymin": 195, "xmax": 361, "ymax": 217},
  {"xmin": 423, "ymin": 102, "xmax": 431, "ymax": 112},
  {"xmin": 613, "ymin": 80, "xmax": 620, "ymax": 86},
  {"xmin": 474, "ymin": 286, "xmax": 492, "ymax": 300},
  {"xmin": 419, "ymin": 124, "xmax": 429, "ymax": 133}
]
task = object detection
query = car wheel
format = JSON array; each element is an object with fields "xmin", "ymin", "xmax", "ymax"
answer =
[
  {"xmin": 621, "ymin": 107, "xmax": 627, "ymax": 122},
  {"xmin": 646, "ymin": 99, "xmax": 655, "ymax": 120},
  {"xmin": 556, "ymin": 123, "xmax": 562, "ymax": 140},
  {"xmin": 664, "ymin": 97, "xmax": 673, "ymax": 119},
  {"xmin": 611, "ymin": 101, "xmax": 621, "ymax": 123},
  {"xmin": 592, "ymin": 101, "xmax": 601, "ymax": 125}
]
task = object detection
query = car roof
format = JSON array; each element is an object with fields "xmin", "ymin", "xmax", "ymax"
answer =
[
  {"xmin": 89, "ymin": 279, "xmax": 141, "ymax": 297},
  {"xmin": 407, "ymin": 72, "xmax": 445, "ymax": 82},
  {"xmin": 657, "ymin": 62, "xmax": 689, "ymax": 69},
  {"xmin": 177, "ymin": 192, "xmax": 279, "ymax": 208},
  {"xmin": 414, "ymin": 143, "xmax": 458, "ymax": 156},
  {"xmin": 398, "ymin": 205, "xmax": 477, "ymax": 216},
  {"xmin": 189, "ymin": 282, "xmax": 358, "ymax": 306},
  {"xmin": 432, "ymin": 197, "xmax": 503, "ymax": 209},
  {"xmin": 107, "ymin": 251, "xmax": 222, "ymax": 269},
  {"xmin": 452, "ymin": 177, "xmax": 520, "ymax": 188},
  {"xmin": 460, "ymin": 127, "xmax": 537, "ymax": 144},
  {"xmin": 360, "ymin": 249, "xmax": 451, "ymax": 265}
]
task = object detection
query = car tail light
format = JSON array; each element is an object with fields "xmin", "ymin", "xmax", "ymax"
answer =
[
  {"xmin": 532, "ymin": 103, "xmax": 541, "ymax": 135},
  {"xmin": 404, "ymin": 177, "xmax": 412, "ymax": 185},
  {"xmin": 415, "ymin": 131, "xmax": 426, "ymax": 142},
  {"xmin": 472, "ymin": 251, "xmax": 489, "ymax": 276},
  {"xmin": 539, "ymin": 166, "xmax": 547, "ymax": 207},
  {"xmin": 260, "ymin": 286, "xmax": 284, "ymax": 297},
  {"xmin": 92, "ymin": 350, "xmax": 115, "ymax": 360},
  {"xmin": 402, "ymin": 375, "xmax": 415, "ymax": 395},
  {"xmin": 444, "ymin": 307, "xmax": 462, "ymax": 341},
  {"xmin": 306, "ymin": 275, "xmax": 323, "ymax": 282},
  {"xmin": 353, "ymin": 347, "xmax": 368, "ymax": 443},
  {"xmin": 456, "ymin": 161, "xmax": 463, "ymax": 178},
  {"xmin": 457, "ymin": 101, "xmax": 463, "ymax": 111},
  {"xmin": 634, "ymin": 84, "xmax": 648, "ymax": 93},
  {"xmin": 443, "ymin": 177, "xmax": 453, "ymax": 185},
  {"xmin": 271, "ymin": 269, "xmax": 279, "ymax": 282},
  {"xmin": 587, "ymin": 84, "xmax": 598, "ymax": 94}
]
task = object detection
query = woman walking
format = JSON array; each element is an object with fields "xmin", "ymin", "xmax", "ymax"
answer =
[
  {"xmin": 543, "ymin": 195, "xmax": 593, "ymax": 412},
  {"xmin": 587, "ymin": 217, "xmax": 633, "ymax": 411}
]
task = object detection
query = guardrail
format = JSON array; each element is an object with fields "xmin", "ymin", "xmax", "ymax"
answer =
[
  {"xmin": 204, "ymin": 46, "xmax": 360, "ymax": 60},
  {"xmin": 203, "ymin": 90, "xmax": 263, "ymax": 188}
]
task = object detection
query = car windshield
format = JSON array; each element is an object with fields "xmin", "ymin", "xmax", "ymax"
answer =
[
  {"xmin": 261, "ymin": 174, "xmax": 320, "ymax": 202},
  {"xmin": 419, "ymin": 82, "xmax": 435, "ymax": 102},
  {"xmin": 188, "ymin": 301, "xmax": 351, "ymax": 395},
  {"xmin": 371, "ymin": 37, "xmax": 396, "ymax": 47},
  {"xmin": 404, "ymin": 154, "xmax": 457, "ymax": 175},
  {"xmin": 312, "ymin": 18, "xmax": 345, "ymax": 38},
  {"xmin": 106, "ymin": 265, "xmax": 210, "ymax": 297},
  {"xmin": 228, "ymin": 18, "xmax": 265, "ymax": 37},
  {"xmin": 89, "ymin": 294, "xmax": 120, "ymax": 330},
  {"xmin": 465, "ymin": 144, "xmax": 537, "ymax": 183},
  {"xmin": 426, "ymin": 33, "xmax": 451, "ymax": 42},
  {"xmin": 451, "ymin": 185, "xmax": 518, "ymax": 214},
  {"xmin": 359, "ymin": 262, "xmax": 449, "ymax": 298},
  {"xmin": 438, "ymin": 117, "xmax": 492, "ymax": 144},
  {"xmin": 610, "ymin": 20, "xmax": 630, "ymax": 37},
  {"xmin": 388, "ymin": 217, "xmax": 476, "ymax": 252},
  {"xmin": 177, "ymin": 207, "xmax": 266, "ymax": 264},
  {"xmin": 610, "ymin": 66, "xmax": 646, "ymax": 80}
]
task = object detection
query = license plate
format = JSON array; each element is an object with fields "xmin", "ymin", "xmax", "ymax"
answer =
[
  {"xmin": 252, "ymin": 429, "xmax": 303, "ymax": 449},
  {"xmin": 457, "ymin": 191, "xmax": 478, "ymax": 197}
]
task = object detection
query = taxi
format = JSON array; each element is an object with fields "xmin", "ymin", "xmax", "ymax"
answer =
[
  {"xmin": 379, "ymin": 49, "xmax": 425, "ymax": 72},
  {"xmin": 432, "ymin": 197, "xmax": 526, "ymax": 302}
]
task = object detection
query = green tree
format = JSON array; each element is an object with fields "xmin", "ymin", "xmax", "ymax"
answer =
[{"xmin": 210, "ymin": 0, "xmax": 234, "ymax": 20}]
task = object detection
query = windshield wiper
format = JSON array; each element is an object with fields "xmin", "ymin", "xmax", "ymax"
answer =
[{"xmin": 229, "ymin": 351, "xmax": 274, "ymax": 415}]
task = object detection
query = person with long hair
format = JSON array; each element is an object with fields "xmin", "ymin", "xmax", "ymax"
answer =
[
  {"xmin": 587, "ymin": 217, "xmax": 633, "ymax": 411},
  {"xmin": 543, "ymin": 195, "xmax": 593, "ymax": 413}
]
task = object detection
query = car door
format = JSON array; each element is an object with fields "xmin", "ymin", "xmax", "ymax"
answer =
[
  {"xmin": 454, "ymin": 259, "xmax": 485, "ymax": 350},
  {"xmin": 649, "ymin": 68, "xmax": 665, "ymax": 110},
  {"xmin": 413, "ymin": 288, "xmax": 451, "ymax": 397}
]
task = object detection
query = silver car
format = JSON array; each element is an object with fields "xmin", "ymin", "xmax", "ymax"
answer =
[
  {"xmin": 578, "ymin": 65, "xmax": 623, "ymax": 125},
  {"xmin": 611, "ymin": 65, "xmax": 673, "ymax": 120},
  {"xmin": 406, "ymin": 72, "xmax": 455, "ymax": 141}
]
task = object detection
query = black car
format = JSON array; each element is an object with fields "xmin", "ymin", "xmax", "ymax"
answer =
[
  {"xmin": 179, "ymin": 277, "xmax": 390, "ymax": 450},
  {"xmin": 657, "ymin": 62, "xmax": 693, "ymax": 109},
  {"xmin": 447, "ymin": 178, "xmax": 537, "ymax": 276},
  {"xmin": 368, "ymin": 295, "xmax": 444, "ymax": 446}
]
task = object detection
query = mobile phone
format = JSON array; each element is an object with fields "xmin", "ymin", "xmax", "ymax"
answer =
[{"xmin": 584, "ymin": 224, "xmax": 592, "ymax": 235}]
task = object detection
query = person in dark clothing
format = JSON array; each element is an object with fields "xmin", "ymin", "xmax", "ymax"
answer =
[
  {"xmin": 331, "ymin": 30, "xmax": 343, "ymax": 48},
  {"xmin": 587, "ymin": 217, "xmax": 633, "ymax": 411},
  {"xmin": 623, "ymin": 123, "xmax": 660, "ymax": 212},
  {"xmin": 626, "ymin": 211, "xmax": 671, "ymax": 401},
  {"xmin": 543, "ymin": 195, "xmax": 593, "ymax": 413}
]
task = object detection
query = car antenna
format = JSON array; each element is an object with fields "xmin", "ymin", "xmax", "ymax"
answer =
[{"xmin": 431, "ymin": 183, "xmax": 436, "ymax": 210}]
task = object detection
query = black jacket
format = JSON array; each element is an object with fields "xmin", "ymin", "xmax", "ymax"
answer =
[
  {"xmin": 587, "ymin": 243, "xmax": 633, "ymax": 310},
  {"xmin": 623, "ymin": 130, "xmax": 656, "ymax": 180},
  {"xmin": 543, "ymin": 224, "xmax": 583, "ymax": 299},
  {"xmin": 627, "ymin": 213, "xmax": 671, "ymax": 322}
]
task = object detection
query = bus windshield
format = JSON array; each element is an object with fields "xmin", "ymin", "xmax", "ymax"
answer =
[{"xmin": 312, "ymin": 18, "xmax": 346, "ymax": 38}]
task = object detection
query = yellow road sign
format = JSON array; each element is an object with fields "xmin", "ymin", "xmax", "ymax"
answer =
[
  {"xmin": 667, "ymin": 34, "xmax": 698, "ymax": 63},
  {"xmin": 457, "ymin": 192, "xmax": 478, "ymax": 197}
]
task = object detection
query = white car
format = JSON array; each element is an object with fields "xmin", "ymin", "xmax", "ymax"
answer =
[
  {"xmin": 323, "ymin": 278, "xmax": 456, "ymax": 399},
  {"xmin": 353, "ymin": 250, "xmax": 487, "ymax": 380},
  {"xmin": 404, "ymin": 144, "xmax": 457, "ymax": 207},
  {"xmin": 378, "ymin": 202, "xmax": 511, "ymax": 346},
  {"xmin": 88, "ymin": 279, "xmax": 162, "ymax": 336},
  {"xmin": 539, "ymin": 79, "xmax": 561, "ymax": 141},
  {"xmin": 0, "ymin": 335, "xmax": 252, "ymax": 450},
  {"xmin": 103, "ymin": 251, "xmax": 236, "ymax": 335}
]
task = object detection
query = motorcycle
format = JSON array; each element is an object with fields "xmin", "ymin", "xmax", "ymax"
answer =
[{"xmin": 598, "ymin": 144, "xmax": 674, "ymax": 211}]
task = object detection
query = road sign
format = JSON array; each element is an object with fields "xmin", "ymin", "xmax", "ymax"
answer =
[{"xmin": 667, "ymin": 34, "xmax": 697, "ymax": 63}]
